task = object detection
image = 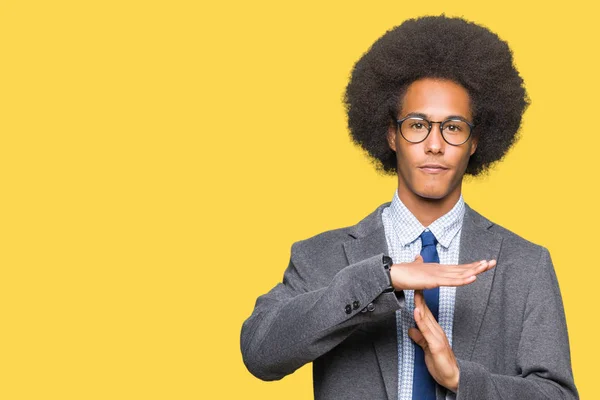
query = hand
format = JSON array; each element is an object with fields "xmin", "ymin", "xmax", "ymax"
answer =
[
  {"xmin": 390, "ymin": 254, "xmax": 496, "ymax": 291},
  {"xmin": 408, "ymin": 290, "xmax": 460, "ymax": 392}
]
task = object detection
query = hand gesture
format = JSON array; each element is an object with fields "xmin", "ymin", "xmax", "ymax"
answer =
[
  {"xmin": 409, "ymin": 290, "xmax": 460, "ymax": 392},
  {"xmin": 390, "ymin": 254, "xmax": 496, "ymax": 291}
]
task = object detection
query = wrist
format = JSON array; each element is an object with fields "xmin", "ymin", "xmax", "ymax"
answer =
[{"xmin": 382, "ymin": 255, "xmax": 394, "ymax": 292}]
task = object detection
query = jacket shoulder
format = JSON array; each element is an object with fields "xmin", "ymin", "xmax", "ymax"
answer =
[
  {"xmin": 291, "ymin": 202, "xmax": 390, "ymax": 262},
  {"xmin": 467, "ymin": 205, "xmax": 548, "ymax": 264}
]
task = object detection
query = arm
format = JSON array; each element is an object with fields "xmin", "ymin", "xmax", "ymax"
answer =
[
  {"xmin": 240, "ymin": 243, "xmax": 404, "ymax": 381},
  {"xmin": 455, "ymin": 248, "xmax": 578, "ymax": 399}
]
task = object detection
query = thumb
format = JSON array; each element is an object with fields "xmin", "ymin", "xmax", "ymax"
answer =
[{"xmin": 414, "ymin": 254, "xmax": 424, "ymax": 263}]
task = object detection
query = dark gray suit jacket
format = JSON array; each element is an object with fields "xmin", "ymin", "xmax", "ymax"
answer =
[{"xmin": 241, "ymin": 202, "xmax": 578, "ymax": 399}]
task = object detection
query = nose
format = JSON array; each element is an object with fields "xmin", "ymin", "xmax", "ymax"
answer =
[{"xmin": 424, "ymin": 122, "xmax": 444, "ymax": 154}]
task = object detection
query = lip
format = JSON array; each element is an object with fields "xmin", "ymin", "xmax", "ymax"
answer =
[{"xmin": 418, "ymin": 164, "xmax": 449, "ymax": 174}]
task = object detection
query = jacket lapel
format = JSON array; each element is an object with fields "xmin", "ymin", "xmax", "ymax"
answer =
[
  {"xmin": 453, "ymin": 205, "xmax": 502, "ymax": 361},
  {"xmin": 342, "ymin": 204, "xmax": 399, "ymax": 400}
]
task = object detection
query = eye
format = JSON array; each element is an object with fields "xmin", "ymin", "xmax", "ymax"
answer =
[
  {"xmin": 408, "ymin": 121, "xmax": 427, "ymax": 130},
  {"xmin": 400, "ymin": 117, "xmax": 430, "ymax": 133},
  {"xmin": 443, "ymin": 121, "xmax": 467, "ymax": 134}
]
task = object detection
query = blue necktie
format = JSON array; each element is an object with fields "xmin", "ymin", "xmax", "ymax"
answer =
[{"xmin": 412, "ymin": 229, "xmax": 439, "ymax": 400}]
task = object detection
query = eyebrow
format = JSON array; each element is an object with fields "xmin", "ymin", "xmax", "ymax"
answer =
[{"xmin": 402, "ymin": 112, "xmax": 470, "ymax": 121}]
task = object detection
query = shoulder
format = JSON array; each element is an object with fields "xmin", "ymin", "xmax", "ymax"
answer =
[
  {"xmin": 291, "ymin": 202, "xmax": 390, "ymax": 261},
  {"xmin": 465, "ymin": 204, "xmax": 549, "ymax": 266},
  {"xmin": 465, "ymin": 206, "xmax": 562, "ymax": 306}
]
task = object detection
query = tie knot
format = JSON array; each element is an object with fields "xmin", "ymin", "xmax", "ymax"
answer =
[{"xmin": 420, "ymin": 230, "xmax": 438, "ymax": 247}]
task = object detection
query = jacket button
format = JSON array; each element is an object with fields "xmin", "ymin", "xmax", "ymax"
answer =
[
  {"xmin": 367, "ymin": 302, "xmax": 375, "ymax": 312},
  {"xmin": 345, "ymin": 304, "xmax": 352, "ymax": 314},
  {"xmin": 353, "ymin": 300, "xmax": 360, "ymax": 310}
]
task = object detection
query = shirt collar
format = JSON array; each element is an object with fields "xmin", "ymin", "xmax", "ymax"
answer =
[{"xmin": 387, "ymin": 189, "xmax": 465, "ymax": 249}]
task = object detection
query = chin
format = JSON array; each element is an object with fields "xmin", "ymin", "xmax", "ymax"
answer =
[
  {"xmin": 413, "ymin": 184, "xmax": 452, "ymax": 200},
  {"xmin": 417, "ymin": 191, "xmax": 448, "ymax": 200}
]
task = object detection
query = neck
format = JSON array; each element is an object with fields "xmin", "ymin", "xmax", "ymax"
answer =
[{"xmin": 397, "ymin": 188, "xmax": 461, "ymax": 227}]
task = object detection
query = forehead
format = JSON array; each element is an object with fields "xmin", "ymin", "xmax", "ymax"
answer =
[{"xmin": 399, "ymin": 78, "xmax": 472, "ymax": 120}]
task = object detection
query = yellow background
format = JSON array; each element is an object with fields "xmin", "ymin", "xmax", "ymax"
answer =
[{"xmin": 0, "ymin": 0, "xmax": 596, "ymax": 398}]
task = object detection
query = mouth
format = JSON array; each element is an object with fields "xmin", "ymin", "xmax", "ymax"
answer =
[{"xmin": 418, "ymin": 164, "xmax": 450, "ymax": 174}]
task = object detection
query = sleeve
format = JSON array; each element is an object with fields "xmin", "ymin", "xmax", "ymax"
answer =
[
  {"xmin": 454, "ymin": 247, "xmax": 579, "ymax": 400},
  {"xmin": 240, "ymin": 241, "xmax": 405, "ymax": 381}
]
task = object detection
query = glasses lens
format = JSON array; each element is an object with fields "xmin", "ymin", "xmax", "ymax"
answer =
[
  {"xmin": 400, "ymin": 118, "xmax": 430, "ymax": 142},
  {"xmin": 441, "ymin": 120, "xmax": 471, "ymax": 145}
]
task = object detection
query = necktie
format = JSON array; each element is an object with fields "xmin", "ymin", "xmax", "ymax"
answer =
[{"xmin": 412, "ymin": 229, "xmax": 439, "ymax": 400}]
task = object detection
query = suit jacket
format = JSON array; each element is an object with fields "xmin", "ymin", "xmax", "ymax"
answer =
[{"xmin": 240, "ymin": 202, "xmax": 578, "ymax": 399}]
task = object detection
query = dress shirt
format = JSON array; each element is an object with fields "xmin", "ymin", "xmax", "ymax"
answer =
[{"xmin": 381, "ymin": 189, "xmax": 465, "ymax": 400}]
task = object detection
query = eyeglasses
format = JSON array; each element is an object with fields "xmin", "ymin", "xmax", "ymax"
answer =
[{"xmin": 395, "ymin": 116, "xmax": 475, "ymax": 146}]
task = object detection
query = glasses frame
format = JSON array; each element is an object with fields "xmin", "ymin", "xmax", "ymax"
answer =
[{"xmin": 395, "ymin": 116, "xmax": 475, "ymax": 146}]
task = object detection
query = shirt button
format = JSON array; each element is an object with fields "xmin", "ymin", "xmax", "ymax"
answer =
[
  {"xmin": 345, "ymin": 304, "xmax": 352, "ymax": 314},
  {"xmin": 353, "ymin": 300, "xmax": 360, "ymax": 310},
  {"xmin": 367, "ymin": 302, "xmax": 375, "ymax": 312}
]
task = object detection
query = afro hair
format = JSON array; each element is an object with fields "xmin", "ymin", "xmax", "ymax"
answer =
[{"xmin": 344, "ymin": 15, "xmax": 530, "ymax": 176}]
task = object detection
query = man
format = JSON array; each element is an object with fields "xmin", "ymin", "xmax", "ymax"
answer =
[{"xmin": 240, "ymin": 15, "xmax": 578, "ymax": 400}]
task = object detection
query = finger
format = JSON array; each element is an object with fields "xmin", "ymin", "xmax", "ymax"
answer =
[
  {"xmin": 430, "ymin": 260, "xmax": 496, "ymax": 288},
  {"xmin": 445, "ymin": 260, "xmax": 495, "ymax": 277},
  {"xmin": 451, "ymin": 260, "xmax": 489, "ymax": 270},
  {"xmin": 408, "ymin": 327, "xmax": 427, "ymax": 349},
  {"xmin": 457, "ymin": 260, "xmax": 489, "ymax": 272},
  {"xmin": 448, "ymin": 261, "xmax": 490, "ymax": 278},
  {"xmin": 473, "ymin": 260, "xmax": 493, "ymax": 272},
  {"xmin": 414, "ymin": 306, "xmax": 438, "ymax": 344},
  {"xmin": 414, "ymin": 291, "xmax": 445, "ymax": 336},
  {"xmin": 466, "ymin": 259, "xmax": 497, "ymax": 276},
  {"xmin": 414, "ymin": 254, "xmax": 424, "ymax": 263},
  {"xmin": 415, "ymin": 307, "xmax": 450, "ymax": 357},
  {"xmin": 414, "ymin": 290, "xmax": 425, "ymax": 317},
  {"xmin": 414, "ymin": 291, "xmax": 437, "ymax": 328},
  {"xmin": 473, "ymin": 259, "xmax": 497, "ymax": 271},
  {"xmin": 435, "ymin": 275, "xmax": 477, "ymax": 288},
  {"xmin": 440, "ymin": 268, "xmax": 481, "ymax": 277}
]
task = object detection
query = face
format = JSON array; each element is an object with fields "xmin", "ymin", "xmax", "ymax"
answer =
[{"xmin": 386, "ymin": 78, "xmax": 478, "ymax": 203}]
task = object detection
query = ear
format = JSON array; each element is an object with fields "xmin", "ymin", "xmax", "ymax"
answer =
[
  {"xmin": 387, "ymin": 124, "xmax": 397, "ymax": 152},
  {"xmin": 469, "ymin": 136, "xmax": 478, "ymax": 156}
]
